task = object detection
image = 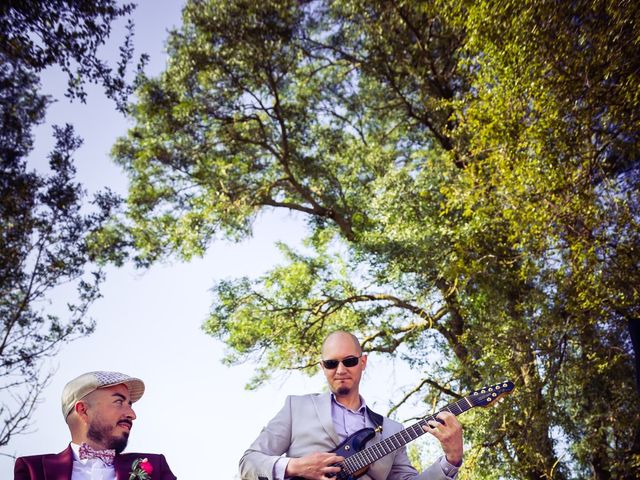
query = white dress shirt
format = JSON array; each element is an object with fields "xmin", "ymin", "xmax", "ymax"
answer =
[{"xmin": 70, "ymin": 443, "xmax": 116, "ymax": 480}]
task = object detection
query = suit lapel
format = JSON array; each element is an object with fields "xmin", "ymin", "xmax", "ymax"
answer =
[
  {"xmin": 312, "ymin": 392, "xmax": 341, "ymax": 446},
  {"xmin": 42, "ymin": 446, "xmax": 73, "ymax": 480},
  {"xmin": 115, "ymin": 454, "xmax": 133, "ymax": 480}
]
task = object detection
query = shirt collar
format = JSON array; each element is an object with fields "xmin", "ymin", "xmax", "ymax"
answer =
[
  {"xmin": 70, "ymin": 442, "xmax": 82, "ymax": 461},
  {"xmin": 330, "ymin": 393, "xmax": 367, "ymax": 414}
]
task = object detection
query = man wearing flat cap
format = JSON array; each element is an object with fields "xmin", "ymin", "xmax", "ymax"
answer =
[{"xmin": 14, "ymin": 371, "xmax": 177, "ymax": 480}]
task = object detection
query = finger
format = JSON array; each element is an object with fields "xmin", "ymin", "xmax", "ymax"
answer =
[
  {"xmin": 423, "ymin": 422, "xmax": 443, "ymax": 438},
  {"xmin": 437, "ymin": 411, "xmax": 454, "ymax": 420},
  {"xmin": 328, "ymin": 455, "xmax": 345, "ymax": 463},
  {"xmin": 435, "ymin": 412, "xmax": 449, "ymax": 423},
  {"xmin": 323, "ymin": 465, "xmax": 342, "ymax": 473},
  {"xmin": 434, "ymin": 413, "xmax": 448, "ymax": 425}
]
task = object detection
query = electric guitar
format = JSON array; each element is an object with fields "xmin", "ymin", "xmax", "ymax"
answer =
[{"xmin": 292, "ymin": 380, "xmax": 515, "ymax": 480}]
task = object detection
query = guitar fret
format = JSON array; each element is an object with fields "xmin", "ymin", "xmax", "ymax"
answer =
[
  {"xmin": 365, "ymin": 448, "xmax": 375, "ymax": 464},
  {"xmin": 417, "ymin": 420, "xmax": 427, "ymax": 434},
  {"xmin": 373, "ymin": 442, "xmax": 384, "ymax": 459},
  {"xmin": 342, "ymin": 457, "xmax": 354, "ymax": 475},
  {"xmin": 379, "ymin": 438, "xmax": 389, "ymax": 453},
  {"xmin": 359, "ymin": 451, "xmax": 368, "ymax": 468}
]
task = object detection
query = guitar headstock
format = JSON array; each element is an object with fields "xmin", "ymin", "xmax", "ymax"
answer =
[{"xmin": 468, "ymin": 380, "xmax": 515, "ymax": 408}]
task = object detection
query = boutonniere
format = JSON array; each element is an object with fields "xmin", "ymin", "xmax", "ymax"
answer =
[{"xmin": 129, "ymin": 457, "xmax": 153, "ymax": 479}]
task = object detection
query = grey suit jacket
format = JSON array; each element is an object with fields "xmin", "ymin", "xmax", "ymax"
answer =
[{"xmin": 239, "ymin": 393, "xmax": 448, "ymax": 480}]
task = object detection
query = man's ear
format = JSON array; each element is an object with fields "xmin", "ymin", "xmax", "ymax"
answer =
[
  {"xmin": 75, "ymin": 401, "xmax": 89, "ymax": 421},
  {"xmin": 361, "ymin": 354, "xmax": 368, "ymax": 370}
]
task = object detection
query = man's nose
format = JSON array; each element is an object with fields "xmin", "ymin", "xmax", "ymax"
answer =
[
  {"xmin": 336, "ymin": 361, "xmax": 348, "ymax": 373},
  {"xmin": 126, "ymin": 405, "xmax": 137, "ymax": 420}
]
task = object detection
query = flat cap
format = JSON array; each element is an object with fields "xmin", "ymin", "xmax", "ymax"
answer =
[{"xmin": 61, "ymin": 371, "xmax": 145, "ymax": 418}]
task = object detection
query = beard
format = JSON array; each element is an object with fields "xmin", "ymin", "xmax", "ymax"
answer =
[
  {"xmin": 335, "ymin": 385, "xmax": 351, "ymax": 395},
  {"xmin": 87, "ymin": 419, "xmax": 130, "ymax": 454},
  {"xmin": 332, "ymin": 381, "xmax": 352, "ymax": 396}
]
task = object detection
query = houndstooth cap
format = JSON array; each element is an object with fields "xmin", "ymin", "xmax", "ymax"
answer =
[{"xmin": 61, "ymin": 371, "xmax": 145, "ymax": 418}]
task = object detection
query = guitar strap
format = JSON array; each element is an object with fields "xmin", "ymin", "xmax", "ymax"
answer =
[{"xmin": 365, "ymin": 406, "xmax": 384, "ymax": 432}]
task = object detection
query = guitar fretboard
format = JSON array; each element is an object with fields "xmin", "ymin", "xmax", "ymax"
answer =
[{"xmin": 339, "ymin": 396, "xmax": 474, "ymax": 477}]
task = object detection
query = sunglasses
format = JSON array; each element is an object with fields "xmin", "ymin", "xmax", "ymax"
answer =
[{"xmin": 321, "ymin": 356, "xmax": 361, "ymax": 369}]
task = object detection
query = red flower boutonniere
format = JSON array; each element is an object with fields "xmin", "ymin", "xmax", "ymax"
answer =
[{"xmin": 129, "ymin": 457, "xmax": 153, "ymax": 480}]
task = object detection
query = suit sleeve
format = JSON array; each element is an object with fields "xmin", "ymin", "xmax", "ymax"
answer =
[
  {"xmin": 386, "ymin": 446, "xmax": 450, "ymax": 480},
  {"xmin": 14, "ymin": 457, "xmax": 33, "ymax": 480},
  {"xmin": 239, "ymin": 396, "xmax": 294, "ymax": 480}
]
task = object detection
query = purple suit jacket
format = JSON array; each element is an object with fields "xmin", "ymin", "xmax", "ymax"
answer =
[{"xmin": 14, "ymin": 446, "xmax": 177, "ymax": 480}]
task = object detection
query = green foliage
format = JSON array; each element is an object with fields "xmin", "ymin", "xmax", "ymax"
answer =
[
  {"xmin": 0, "ymin": 0, "xmax": 145, "ymax": 111},
  {"xmin": 114, "ymin": 1, "xmax": 640, "ymax": 478},
  {"xmin": 0, "ymin": 0, "xmax": 135, "ymax": 446}
]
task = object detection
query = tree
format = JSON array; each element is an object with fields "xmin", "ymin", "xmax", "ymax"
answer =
[
  {"xmin": 111, "ymin": 1, "xmax": 640, "ymax": 478},
  {"xmin": 0, "ymin": 0, "xmax": 144, "ymax": 111},
  {"xmin": 0, "ymin": 0, "xmax": 137, "ymax": 447}
]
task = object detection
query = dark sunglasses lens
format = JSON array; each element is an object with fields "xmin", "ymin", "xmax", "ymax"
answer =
[
  {"xmin": 342, "ymin": 357, "xmax": 359, "ymax": 367},
  {"xmin": 322, "ymin": 360, "xmax": 339, "ymax": 369},
  {"xmin": 322, "ymin": 357, "xmax": 360, "ymax": 369}
]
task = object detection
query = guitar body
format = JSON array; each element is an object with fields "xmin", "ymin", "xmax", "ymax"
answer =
[
  {"xmin": 333, "ymin": 427, "xmax": 376, "ymax": 459},
  {"xmin": 332, "ymin": 427, "xmax": 376, "ymax": 479},
  {"xmin": 291, "ymin": 427, "xmax": 376, "ymax": 480}
]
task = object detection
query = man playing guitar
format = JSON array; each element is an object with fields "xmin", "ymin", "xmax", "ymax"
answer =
[{"xmin": 239, "ymin": 330, "xmax": 463, "ymax": 480}]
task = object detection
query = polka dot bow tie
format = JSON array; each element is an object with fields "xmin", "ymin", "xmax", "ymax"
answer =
[{"xmin": 79, "ymin": 443, "xmax": 116, "ymax": 466}]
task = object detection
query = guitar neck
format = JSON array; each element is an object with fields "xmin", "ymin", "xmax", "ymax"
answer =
[{"xmin": 342, "ymin": 396, "xmax": 474, "ymax": 475}]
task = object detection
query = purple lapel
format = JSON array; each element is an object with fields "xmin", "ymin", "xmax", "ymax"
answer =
[
  {"xmin": 42, "ymin": 446, "xmax": 73, "ymax": 480},
  {"xmin": 114, "ymin": 455, "xmax": 131, "ymax": 480}
]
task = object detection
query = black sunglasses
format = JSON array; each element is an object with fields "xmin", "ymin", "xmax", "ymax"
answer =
[{"xmin": 321, "ymin": 356, "xmax": 361, "ymax": 369}]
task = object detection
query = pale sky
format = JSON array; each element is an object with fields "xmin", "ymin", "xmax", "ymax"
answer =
[{"xmin": 0, "ymin": 2, "xmax": 440, "ymax": 478}]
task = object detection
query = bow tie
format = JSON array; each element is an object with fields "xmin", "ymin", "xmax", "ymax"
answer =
[{"xmin": 78, "ymin": 443, "xmax": 116, "ymax": 466}]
